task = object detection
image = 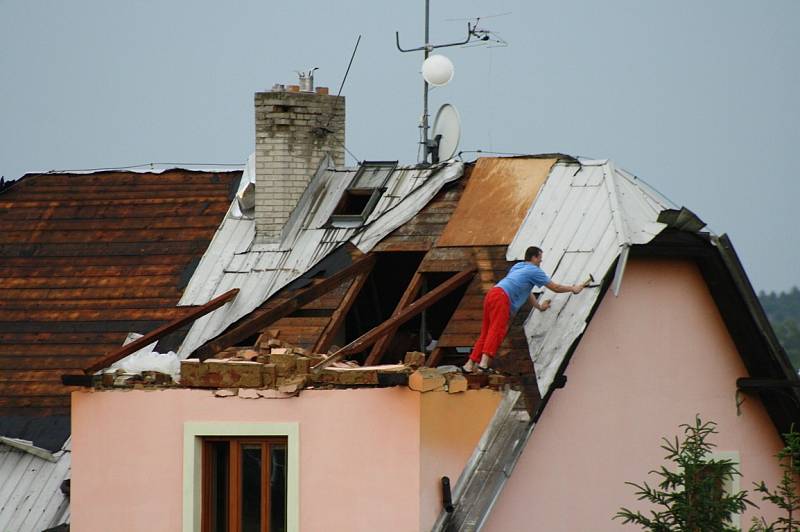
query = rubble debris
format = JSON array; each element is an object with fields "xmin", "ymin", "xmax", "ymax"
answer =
[
  {"xmin": 181, "ymin": 359, "xmax": 262, "ymax": 388},
  {"xmin": 404, "ymin": 351, "xmax": 426, "ymax": 368},
  {"xmin": 236, "ymin": 349, "xmax": 260, "ymax": 362},
  {"xmin": 261, "ymin": 363, "xmax": 276, "ymax": 387},
  {"xmin": 95, "ymin": 329, "xmax": 505, "ymax": 394},
  {"xmin": 408, "ymin": 368, "xmax": 446, "ymax": 392},
  {"xmin": 445, "ymin": 373, "xmax": 468, "ymax": 394},
  {"xmin": 318, "ymin": 367, "xmax": 379, "ymax": 386},
  {"xmin": 269, "ymin": 350, "xmax": 296, "ymax": 376},
  {"xmin": 488, "ymin": 374, "xmax": 505, "ymax": 387},
  {"xmin": 238, "ymin": 388, "xmax": 260, "ymax": 399},
  {"xmin": 278, "ymin": 375, "xmax": 307, "ymax": 394}
]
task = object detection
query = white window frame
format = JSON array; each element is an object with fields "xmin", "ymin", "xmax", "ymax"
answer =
[
  {"xmin": 182, "ymin": 422, "xmax": 300, "ymax": 532},
  {"xmin": 709, "ymin": 450, "xmax": 742, "ymax": 529}
]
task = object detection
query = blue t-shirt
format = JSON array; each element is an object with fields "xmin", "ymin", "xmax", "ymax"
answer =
[{"xmin": 496, "ymin": 262, "xmax": 551, "ymax": 314}]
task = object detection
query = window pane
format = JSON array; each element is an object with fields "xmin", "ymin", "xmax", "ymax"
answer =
[
  {"xmin": 270, "ymin": 444, "xmax": 288, "ymax": 532},
  {"xmin": 209, "ymin": 441, "xmax": 229, "ymax": 532},
  {"xmin": 352, "ymin": 164, "xmax": 392, "ymax": 189},
  {"xmin": 241, "ymin": 445, "xmax": 262, "ymax": 532}
]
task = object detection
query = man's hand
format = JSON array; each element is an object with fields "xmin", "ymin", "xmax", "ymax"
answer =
[
  {"xmin": 571, "ymin": 282, "xmax": 588, "ymax": 295},
  {"xmin": 539, "ymin": 299, "xmax": 552, "ymax": 311}
]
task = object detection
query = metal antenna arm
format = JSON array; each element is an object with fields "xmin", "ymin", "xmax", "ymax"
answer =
[
  {"xmin": 395, "ymin": 23, "xmax": 473, "ymax": 53},
  {"xmin": 432, "ymin": 22, "xmax": 473, "ymax": 49},
  {"xmin": 396, "ymin": 31, "xmax": 426, "ymax": 53}
]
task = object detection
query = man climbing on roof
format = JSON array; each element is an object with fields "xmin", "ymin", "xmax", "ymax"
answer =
[{"xmin": 463, "ymin": 246, "xmax": 589, "ymax": 374}]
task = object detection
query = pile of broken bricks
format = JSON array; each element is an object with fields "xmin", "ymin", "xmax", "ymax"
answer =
[{"xmin": 97, "ymin": 332, "xmax": 510, "ymax": 394}]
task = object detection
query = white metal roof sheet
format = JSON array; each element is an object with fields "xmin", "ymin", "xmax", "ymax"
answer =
[
  {"xmin": 508, "ymin": 159, "xmax": 673, "ymax": 396},
  {"xmin": 0, "ymin": 438, "xmax": 70, "ymax": 532}
]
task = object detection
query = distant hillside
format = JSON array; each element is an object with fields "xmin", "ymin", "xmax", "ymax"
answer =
[{"xmin": 759, "ymin": 287, "xmax": 800, "ymax": 370}]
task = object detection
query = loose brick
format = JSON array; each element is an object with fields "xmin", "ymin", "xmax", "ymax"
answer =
[
  {"xmin": 408, "ymin": 368, "xmax": 445, "ymax": 392},
  {"xmin": 317, "ymin": 368, "xmax": 379, "ymax": 386},
  {"xmin": 404, "ymin": 351, "xmax": 426, "ymax": 368},
  {"xmin": 295, "ymin": 356, "xmax": 310, "ymax": 375},
  {"xmin": 269, "ymin": 353, "xmax": 296, "ymax": 376},
  {"xmin": 238, "ymin": 349, "xmax": 260, "ymax": 362},
  {"xmin": 187, "ymin": 360, "xmax": 263, "ymax": 388},
  {"xmin": 445, "ymin": 373, "xmax": 468, "ymax": 394},
  {"xmin": 261, "ymin": 363, "xmax": 276, "ymax": 387},
  {"xmin": 180, "ymin": 359, "xmax": 200, "ymax": 386}
]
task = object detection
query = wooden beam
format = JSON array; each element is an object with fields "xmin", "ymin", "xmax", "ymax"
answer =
[
  {"xmin": 364, "ymin": 271, "xmax": 424, "ymax": 366},
  {"xmin": 425, "ymin": 346, "xmax": 445, "ymax": 368},
  {"xmin": 313, "ymin": 265, "xmax": 374, "ymax": 354},
  {"xmin": 312, "ymin": 269, "xmax": 476, "ymax": 372},
  {"xmin": 83, "ymin": 288, "xmax": 239, "ymax": 374},
  {"xmin": 737, "ymin": 378, "xmax": 800, "ymax": 390},
  {"xmin": 194, "ymin": 254, "xmax": 376, "ymax": 360}
]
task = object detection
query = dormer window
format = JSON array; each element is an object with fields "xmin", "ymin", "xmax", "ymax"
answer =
[{"xmin": 330, "ymin": 161, "xmax": 397, "ymax": 225}]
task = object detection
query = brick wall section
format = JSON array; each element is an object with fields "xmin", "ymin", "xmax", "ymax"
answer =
[{"xmin": 254, "ymin": 90, "xmax": 345, "ymax": 242}]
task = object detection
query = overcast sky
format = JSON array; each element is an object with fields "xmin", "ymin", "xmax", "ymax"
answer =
[{"xmin": 1, "ymin": 0, "xmax": 797, "ymax": 292}]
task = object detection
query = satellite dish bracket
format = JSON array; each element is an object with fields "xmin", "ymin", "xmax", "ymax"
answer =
[{"xmin": 427, "ymin": 134, "xmax": 443, "ymax": 164}]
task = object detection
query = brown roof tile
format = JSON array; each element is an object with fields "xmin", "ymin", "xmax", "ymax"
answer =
[{"xmin": 0, "ymin": 169, "xmax": 240, "ymax": 418}]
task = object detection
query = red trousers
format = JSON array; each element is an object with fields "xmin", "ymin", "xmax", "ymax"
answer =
[{"xmin": 469, "ymin": 287, "xmax": 511, "ymax": 361}]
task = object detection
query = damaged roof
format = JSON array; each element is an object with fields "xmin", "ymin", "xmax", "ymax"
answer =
[
  {"xmin": 177, "ymin": 156, "xmax": 463, "ymax": 358},
  {"xmin": 157, "ymin": 154, "xmax": 798, "ymax": 532},
  {"xmin": 0, "ymin": 168, "xmax": 241, "ymax": 448}
]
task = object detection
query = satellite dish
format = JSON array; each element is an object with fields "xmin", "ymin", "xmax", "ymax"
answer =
[
  {"xmin": 422, "ymin": 55, "xmax": 454, "ymax": 86},
  {"xmin": 431, "ymin": 103, "xmax": 461, "ymax": 162}
]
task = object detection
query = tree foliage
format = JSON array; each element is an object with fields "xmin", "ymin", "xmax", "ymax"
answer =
[
  {"xmin": 750, "ymin": 428, "xmax": 800, "ymax": 532},
  {"xmin": 759, "ymin": 287, "xmax": 800, "ymax": 369},
  {"xmin": 616, "ymin": 416, "xmax": 753, "ymax": 531}
]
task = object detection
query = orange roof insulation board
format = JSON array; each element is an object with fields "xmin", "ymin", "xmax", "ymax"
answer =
[
  {"xmin": 436, "ymin": 157, "xmax": 557, "ymax": 247},
  {"xmin": 0, "ymin": 169, "xmax": 240, "ymax": 442}
]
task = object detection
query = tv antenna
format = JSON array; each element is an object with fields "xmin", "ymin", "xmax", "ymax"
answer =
[{"xmin": 396, "ymin": 0, "xmax": 483, "ymax": 165}]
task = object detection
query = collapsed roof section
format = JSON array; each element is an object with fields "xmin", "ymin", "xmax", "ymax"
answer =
[
  {"xmin": 177, "ymin": 156, "xmax": 464, "ymax": 359},
  {"xmin": 73, "ymin": 154, "xmax": 796, "ymax": 438},
  {"xmin": 174, "ymin": 155, "xmax": 677, "ymax": 400}
]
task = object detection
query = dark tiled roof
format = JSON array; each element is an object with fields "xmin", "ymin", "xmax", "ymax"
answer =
[{"xmin": 0, "ymin": 169, "xmax": 240, "ymax": 429}]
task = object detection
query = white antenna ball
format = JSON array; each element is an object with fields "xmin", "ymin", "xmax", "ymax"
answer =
[{"xmin": 422, "ymin": 55, "xmax": 454, "ymax": 86}]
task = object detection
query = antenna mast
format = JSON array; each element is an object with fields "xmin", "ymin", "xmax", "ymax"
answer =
[{"xmin": 396, "ymin": 0, "xmax": 475, "ymax": 164}]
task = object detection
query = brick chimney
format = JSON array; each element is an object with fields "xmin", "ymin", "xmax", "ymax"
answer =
[{"xmin": 254, "ymin": 84, "xmax": 345, "ymax": 242}]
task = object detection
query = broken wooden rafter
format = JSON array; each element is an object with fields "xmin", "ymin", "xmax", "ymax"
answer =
[
  {"xmin": 364, "ymin": 271, "xmax": 424, "ymax": 366},
  {"xmin": 313, "ymin": 264, "xmax": 374, "ymax": 354},
  {"xmin": 83, "ymin": 288, "xmax": 240, "ymax": 374},
  {"xmin": 193, "ymin": 254, "xmax": 377, "ymax": 361},
  {"xmin": 312, "ymin": 268, "xmax": 476, "ymax": 372}
]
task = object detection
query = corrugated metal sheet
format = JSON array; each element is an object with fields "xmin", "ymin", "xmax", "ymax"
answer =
[
  {"xmin": 177, "ymin": 160, "xmax": 464, "ymax": 358},
  {"xmin": 0, "ymin": 438, "xmax": 70, "ymax": 532},
  {"xmin": 507, "ymin": 159, "xmax": 674, "ymax": 397}
]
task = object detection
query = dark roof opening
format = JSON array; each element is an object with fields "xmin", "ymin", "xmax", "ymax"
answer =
[
  {"xmin": 329, "ymin": 161, "xmax": 397, "ymax": 225},
  {"xmin": 333, "ymin": 189, "xmax": 374, "ymax": 216}
]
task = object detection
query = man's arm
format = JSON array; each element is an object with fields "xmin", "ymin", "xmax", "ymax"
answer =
[
  {"xmin": 546, "ymin": 280, "xmax": 588, "ymax": 295},
  {"xmin": 529, "ymin": 292, "xmax": 551, "ymax": 311}
]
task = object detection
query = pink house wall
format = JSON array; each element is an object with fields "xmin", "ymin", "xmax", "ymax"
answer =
[
  {"xmin": 71, "ymin": 386, "xmax": 499, "ymax": 532},
  {"xmin": 485, "ymin": 258, "xmax": 788, "ymax": 531}
]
